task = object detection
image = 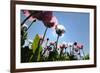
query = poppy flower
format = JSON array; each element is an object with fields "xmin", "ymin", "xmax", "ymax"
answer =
[
  {"xmin": 42, "ymin": 11, "xmax": 53, "ymax": 22},
  {"xmin": 74, "ymin": 47, "xmax": 79, "ymax": 52},
  {"xmin": 47, "ymin": 46, "xmax": 52, "ymax": 51},
  {"xmin": 68, "ymin": 42, "xmax": 73, "ymax": 47},
  {"xmin": 43, "ymin": 16, "xmax": 58, "ymax": 28},
  {"xmin": 60, "ymin": 42, "xmax": 68, "ymax": 49},
  {"xmin": 73, "ymin": 43, "xmax": 83, "ymax": 53},
  {"xmin": 55, "ymin": 25, "xmax": 66, "ymax": 50},
  {"xmin": 77, "ymin": 44, "xmax": 83, "ymax": 49},
  {"xmin": 22, "ymin": 10, "xmax": 53, "ymax": 22},
  {"xmin": 50, "ymin": 41, "xmax": 55, "ymax": 45},
  {"xmin": 22, "ymin": 10, "xmax": 58, "ymax": 28},
  {"xmin": 55, "ymin": 24, "xmax": 66, "ymax": 36},
  {"xmin": 29, "ymin": 11, "xmax": 43, "ymax": 20},
  {"xmin": 60, "ymin": 44, "xmax": 65, "ymax": 49}
]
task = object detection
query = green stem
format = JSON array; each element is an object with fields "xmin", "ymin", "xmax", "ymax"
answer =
[
  {"xmin": 22, "ymin": 19, "xmax": 36, "ymax": 38},
  {"xmin": 29, "ymin": 54, "xmax": 33, "ymax": 62},
  {"xmin": 26, "ymin": 19, "xmax": 36, "ymax": 32},
  {"xmin": 21, "ymin": 11, "xmax": 38, "ymax": 26},
  {"xmin": 70, "ymin": 47, "xmax": 72, "ymax": 55},
  {"xmin": 41, "ymin": 27, "xmax": 48, "ymax": 45},
  {"xmin": 65, "ymin": 48, "xmax": 67, "ymax": 54},
  {"xmin": 29, "ymin": 39, "xmax": 41, "ymax": 62},
  {"xmin": 56, "ymin": 35, "xmax": 59, "ymax": 49},
  {"xmin": 79, "ymin": 49, "xmax": 81, "ymax": 60},
  {"xmin": 82, "ymin": 49, "xmax": 85, "ymax": 60}
]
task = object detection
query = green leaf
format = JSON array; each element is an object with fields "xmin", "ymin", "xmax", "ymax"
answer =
[
  {"xmin": 30, "ymin": 34, "xmax": 42, "ymax": 62},
  {"xmin": 35, "ymin": 45, "xmax": 42, "ymax": 61},
  {"xmin": 31, "ymin": 34, "xmax": 40, "ymax": 54}
]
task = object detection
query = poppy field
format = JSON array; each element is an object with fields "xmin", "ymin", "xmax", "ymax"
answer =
[{"xmin": 21, "ymin": 10, "xmax": 90, "ymax": 63}]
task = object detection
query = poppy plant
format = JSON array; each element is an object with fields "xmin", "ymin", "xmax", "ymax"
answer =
[
  {"xmin": 55, "ymin": 24, "xmax": 66, "ymax": 50},
  {"xmin": 73, "ymin": 42, "xmax": 85, "ymax": 59},
  {"xmin": 41, "ymin": 15, "xmax": 58, "ymax": 45}
]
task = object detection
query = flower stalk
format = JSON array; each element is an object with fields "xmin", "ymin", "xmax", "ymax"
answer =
[
  {"xmin": 41, "ymin": 27, "xmax": 48, "ymax": 45},
  {"xmin": 56, "ymin": 35, "xmax": 59, "ymax": 49}
]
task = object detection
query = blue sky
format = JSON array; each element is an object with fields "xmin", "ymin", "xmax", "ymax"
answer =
[{"xmin": 21, "ymin": 10, "xmax": 90, "ymax": 55}]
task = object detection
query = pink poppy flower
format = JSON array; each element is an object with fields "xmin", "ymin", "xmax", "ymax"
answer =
[
  {"xmin": 73, "ymin": 45, "xmax": 79, "ymax": 52},
  {"xmin": 22, "ymin": 10, "xmax": 56, "ymax": 28},
  {"xmin": 43, "ymin": 16, "xmax": 58, "ymax": 28},
  {"xmin": 50, "ymin": 41, "xmax": 55, "ymax": 45},
  {"xmin": 77, "ymin": 44, "xmax": 83, "ymax": 49},
  {"xmin": 42, "ymin": 11, "xmax": 53, "ymax": 22},
  {"xmin": 74, "ymin": 43, "xmax": 83, "ymax": 49},
  {"xmin": 60, "ymin": 43, "xmax": 68, "ymax": 49}
]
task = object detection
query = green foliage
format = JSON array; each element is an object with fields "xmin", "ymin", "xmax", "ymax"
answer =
[
  {"xmin": 31, "ymin": 34, "xmax": 40, "ymax": 54},
  {"xmin": 21, "ymin": 26, "xmax": 29, "ymax": 62},
  {"xmin": 21, "ymin": 46, "xmax": 30, "ymax": 62},
  {"xmin": 66, "ymin": 52, "xmax": 77, "ymax": 60},
  {"xmin": 84, "ymin": 54, "xmax": 89, "ymax": 60},
  {"xmin": 21, "ymin": 27, "xmax": 27, "ymax": 46},
  {"xmin": 29, "ymin": 34, "xmax": 42, "ymax": 62},
  {"xmin": 48, "ymin": 50, "xmax": 58, "ymax": 61}
]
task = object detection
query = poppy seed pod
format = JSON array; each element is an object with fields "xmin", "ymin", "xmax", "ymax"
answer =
[
  {"xmin": 47, "ymin": 38, "xmax": 49, "ymax": 41},
  {"xmin": 74, "ymin": 42, "xmax": 77, "ymax": 46}
]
